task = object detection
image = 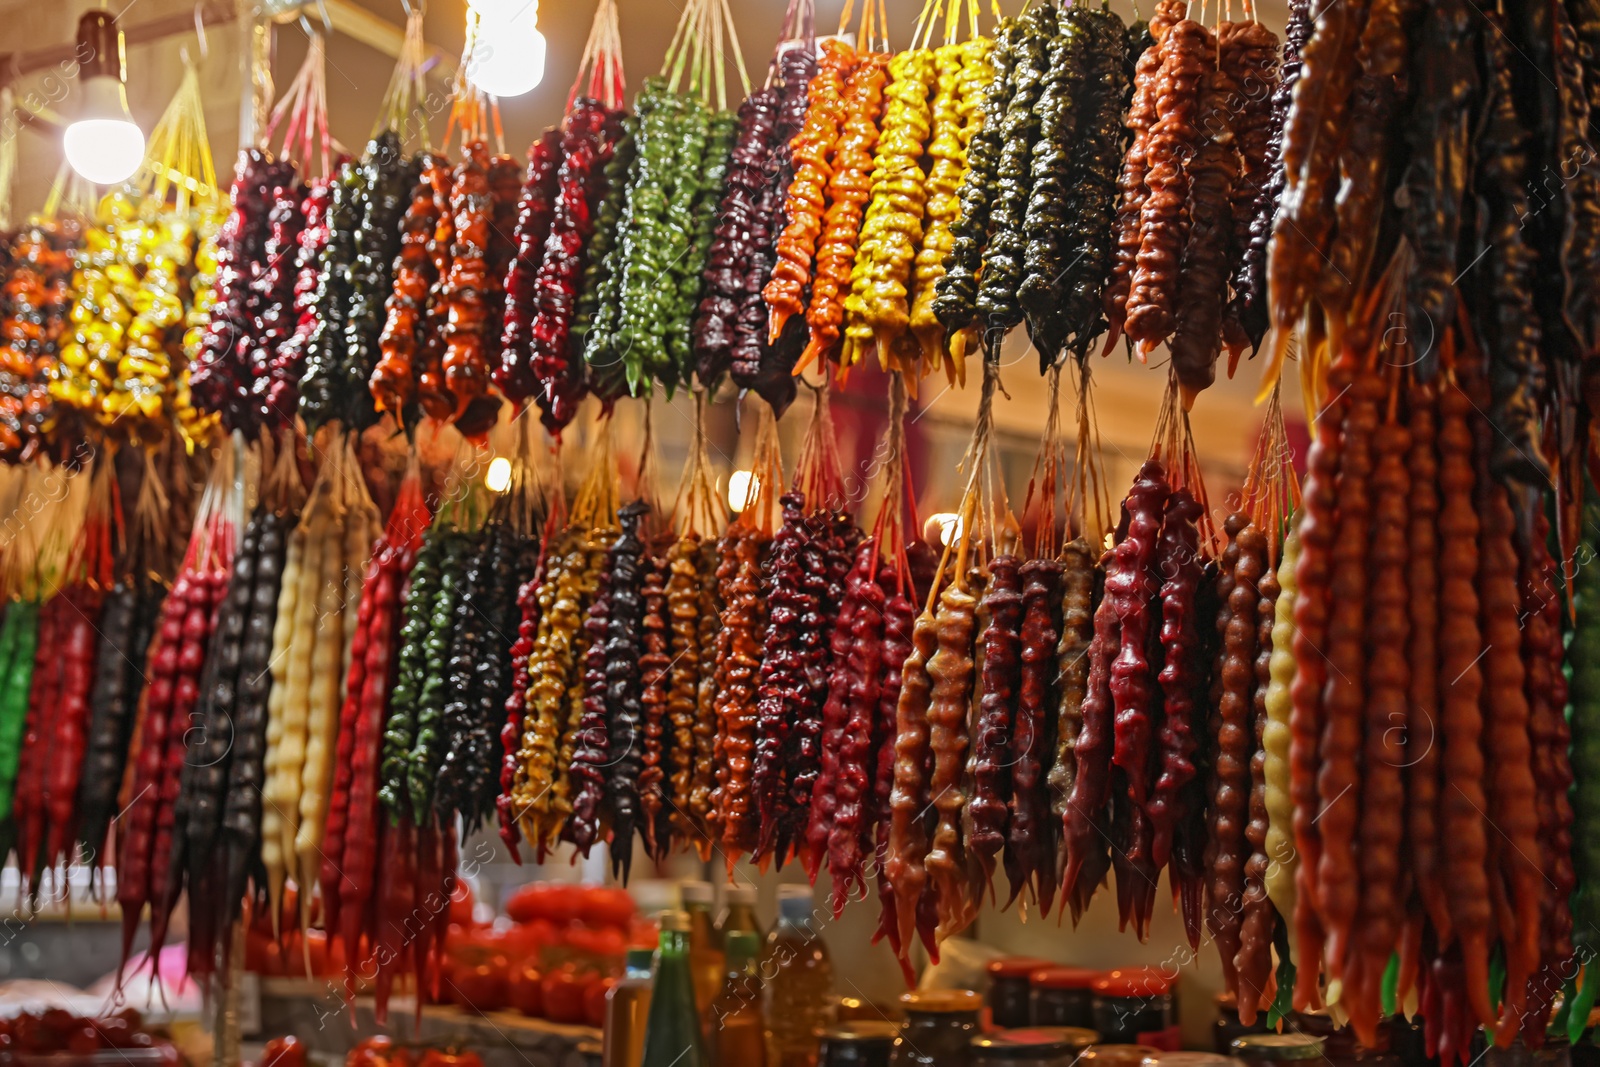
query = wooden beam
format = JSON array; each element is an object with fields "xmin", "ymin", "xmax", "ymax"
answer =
[
  {"xmin": 280, "ymin": 0, "xmax": 450, "ymax": 69},
  {"xmin": 0, "ymin": 0, "xmax": 237, "ymax": 82},
  {"xmin": 0, "ymin": 0, "xmax": 449, "ymax": 87}
]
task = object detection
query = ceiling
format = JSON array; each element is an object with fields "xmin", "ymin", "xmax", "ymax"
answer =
[
  {"xmin": 6, "ymin": 0, "xmax": 1290, "ymax": 207},
  {"xmin": 1, "ymin": 0, "xmax": 1299, "ymax": 484}
]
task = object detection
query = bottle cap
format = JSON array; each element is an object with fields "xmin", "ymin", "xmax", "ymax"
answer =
[
  {"xmin": 659, "ymin": 909, "xmax": 691, "ymax": 932},
  {"xmin": 725, "ymin": 883, "xmax": 758, "ymax": 906},
  {"xmin": 725, "ymin": 930, "xmax": 761, "ymax": 971},
  {"xmin": 777, "ymin": 884, "xmax": 815, "ymax": 921},
  {"xmin": 624, "ymin": 947, "xmax": 654, "ymax": 972},
  {"xmin": 680, "ymin": 880, "xmax": 715, "ymax": 907}
]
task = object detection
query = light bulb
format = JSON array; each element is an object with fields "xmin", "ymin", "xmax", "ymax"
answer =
[
  {"xmin": 467, "ymin": 0, "xmax": 536, "ymax": 20},
  {"xmin": 926, "ymin": 512, "xmax": 963, "ymax": 548},
  {"xmin": 63, "ymin": 13, "xmax": 144, "ymax": 186},
  {"xmin": 485, "ymin": 456, "xmax": 512, "ymax": 493},
  {"xmin": 466, "ymin": 6, "xmax": 546, "ymax": 99},
  {"xmin": 727, "ymin": 470, "xmax": 758, "ymax": 513}
]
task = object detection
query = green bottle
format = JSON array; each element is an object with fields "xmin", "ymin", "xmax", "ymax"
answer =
[{"xmin": 641, "ymin": 910, "xmax": 705, "ymax": 1067}]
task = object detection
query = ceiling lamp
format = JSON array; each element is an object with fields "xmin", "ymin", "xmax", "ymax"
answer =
[
  {"xmin": 465, "ymin": 1, "xmax": 546, "ymax": 98},
  {"xmin": 63, "ymin": 11, "xmax": 145, "ymax": 186},
  {"xmin": 467, "ymin": 0, "xmax": 535, "ymax": 20}
]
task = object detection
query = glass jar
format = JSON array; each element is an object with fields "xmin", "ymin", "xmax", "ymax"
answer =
[
  {"xmin": 1391, "ymin": 1014, "xmax": 1427, "ymax": 1067},
  {"xmin": 988, "ymin": 958, "xmax": 1053, "ymax": 1029},
  {"xmin": 1214, "ymin": 992, "xmax": 1268, "ymax": 1054},
  {"xmin": 1472, "ymin": 1034, "xmax": 1572, "ymax": 1067},
  {"xmin": 889, "ymin": 990, "xmax": 984, "ymax": 1067},
  {"xmin": 1082, "ymin": 1045, "xmax": 1164, "ymax": 1067},
  {"xmin": 971, "ymin": 1028, "xmax": 1099, "ymax": 1067},
  {"xmin": 1092, "ymin": 968, "xmax": 1180, "ymax": 1050},
  {"xmin": 1538, "ymin": 1035, "xmax": 1574, "ymax": 1067},
  {"xmin": 820, "ymin": 1021, "xmax": 901, "ymax": 1067},
  {"xmin": 1030, "ymin": 967, "xmax": 1103, "ymax": 1030},
  {"xmin": 1232, "ymin": 1033, "xmax": 1327, "ymax": 1067},
  {"xmin": 837, "ymin": 996, "xmax": 896, "ymax": 1023},
  {"xmin": 1292, "ymin": 1011, "xmax": 1399, "ymax": 1067},
  {"xmin": 1144, "ymin": 1053, "xmax": 1248, "ymax": 1067}
]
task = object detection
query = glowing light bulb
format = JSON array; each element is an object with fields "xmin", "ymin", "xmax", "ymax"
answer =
[
  {"xmin": 926, "ymin": 512, "xmax": 963, "ymax": 548},
  {"xmin": 486, "ymin": 456, "xmax": 512, "ymax": 493},
  {"xmin": 465, "ymin": 5, "xmax": 546, "ymax": 99},
  {"xmin": 63, "ymin": 14, "xmax": 145, "ymax": 186},
  {"xmin": 467, "ymin": 0, "xmax": 536, "ymax": 19},
  {"xmin": 728, "ymin": 470, "xmax": 759, "ymax": 512}
]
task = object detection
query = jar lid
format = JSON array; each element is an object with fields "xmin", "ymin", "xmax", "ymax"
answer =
[
  {"xmin": 1142, "ymin": 1054, "xmax": 1246, "ymax": 1067},
  {"xmin": 987, "ymin": 956, "xmax": 1054, "ymax": 980},
  {"xmin": 1092, "ymin": 967, "xmax": 1175, "ymax": 998},
  {"xmin": 899, "ymin": 989, "xmax": 984, "ymax": 1014},
  {"xmin": 972, "ymin": 1028, "xmax": 1101, "ymax": 1057},
  {"xmin": 1231, "ymin": 1034, "xmax": 1326, "ymax": 1061},
  {"xmin": 821, "ymin": 1021, "xmax": 900, "ymax": 1045},
  {"xmin": 1032, "ymin": 965, "xmax": 1104, "ymax": 990},
  {"xmin": 1082, "ymin": 1044, "xmax": 1163, "ymax": 1067}
]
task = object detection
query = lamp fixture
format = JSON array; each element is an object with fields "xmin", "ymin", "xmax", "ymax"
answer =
[
  {"xmin": 63, "ymin": 11, "xmax": 145, "ymax": 186},
  {"xmin": 464, "ymin": 0, "xmax": 545, "ymax": 98}
]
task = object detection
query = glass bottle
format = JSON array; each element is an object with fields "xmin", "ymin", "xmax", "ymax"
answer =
[
  {"xmin": 683, "ymin": 881, "xmax": 725, "ymax": 1027},
  {"xmin": 762, "ymin": 885, "xmax": 835, "ymax": 1067},
  {"xmin": 641, "ymin": 911, "xmax": 705, "ymax": 1067},
  {"xmin": 720, "ymin": 883, "xmax": 762, "ymax": 945},
  {"xmin": 711, "ymin": 931, "xmax": 766, "ymax": 1067},
  {"xmin": 603, "ymin": 947, "xmax": 655, "ymax": 1067}
]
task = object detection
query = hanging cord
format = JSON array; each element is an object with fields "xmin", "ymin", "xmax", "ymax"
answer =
[
  {"xmin": 261, "ymin": 31, "xmax": 334, "ymax": 179},
  {"xmin": 0, "ymin": 87, "xmax": 15, "ymax": 231},
  {"xmin": 375, "ymin": 8, "xmax": 433, "ymax": 150},
  {"xmin": 139, "ymin": 59, "xmax": 221, "ymax": 211},
  {"xmin": 568, "ymin": 0, "xmax": 626, "ymax": 111}
]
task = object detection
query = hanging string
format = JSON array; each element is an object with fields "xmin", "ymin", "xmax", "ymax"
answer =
[
  {"xmin": 568, "ymin": 0, "xmax": 626, "ymax": 112},
  {"xmin": 139, "ymin": 60, "xmax": 221, "ymax": 211},
  {"xmin": 261, "ymin": 32, "xmax": 334, "ymax": 179}
]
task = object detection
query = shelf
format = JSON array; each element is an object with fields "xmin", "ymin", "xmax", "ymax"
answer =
[{"xmin": 257, "ymin": 982, "xmax": 600, "ymax": 1067}]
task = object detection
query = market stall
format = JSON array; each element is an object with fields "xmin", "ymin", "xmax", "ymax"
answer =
[{"xmin": 0, "ymin": 0, "xmax": 1594, "ymax": 1062}]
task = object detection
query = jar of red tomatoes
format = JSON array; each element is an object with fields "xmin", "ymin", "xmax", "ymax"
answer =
[{"xmin": 1091, "ymin": 968, "xmax": 1181, "ymax": 1050}]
